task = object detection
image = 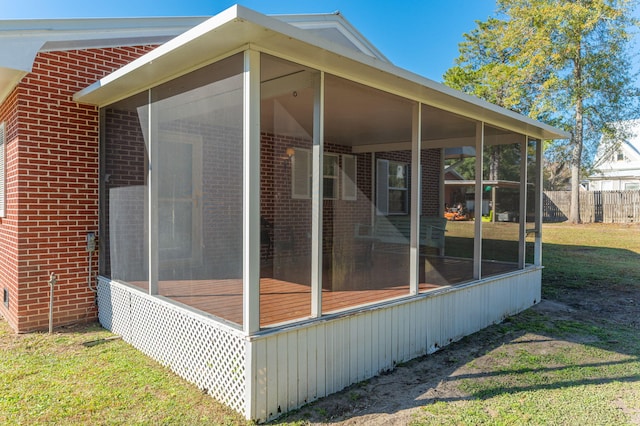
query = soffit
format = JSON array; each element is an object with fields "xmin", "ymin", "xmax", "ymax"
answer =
[{"xmin": 74, "ymin": 5, "xmax": 569, "ymax": 141}]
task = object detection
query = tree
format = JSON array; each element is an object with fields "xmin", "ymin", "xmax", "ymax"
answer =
[{"xmin": 444, "ymin": 0, "xmax": 640, "ymax": 223}]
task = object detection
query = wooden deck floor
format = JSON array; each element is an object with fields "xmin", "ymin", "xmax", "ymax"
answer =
[{"xmin": 130, "ymin": 257, "xmax": 517, "ymax": 328}]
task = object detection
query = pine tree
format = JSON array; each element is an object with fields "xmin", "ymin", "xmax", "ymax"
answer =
[{"xmin": 444, "ymin": 0, "xmax": 640, "ymax": 223}]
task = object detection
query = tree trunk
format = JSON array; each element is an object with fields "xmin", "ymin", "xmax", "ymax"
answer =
[
  {"xmin": 489, "ymin": 145, "xmax": 500, "ymax": 181},
  {"xmin": 569, "ymin": 51, "xmax": 583, "ymax": 224},
  {"xmin": 569, "ymin": 143, "xmax": 581, "ymax": 223}
]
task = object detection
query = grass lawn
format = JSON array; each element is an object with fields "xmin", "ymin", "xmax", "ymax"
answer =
[
  {"xmin": 0, "ymin": 322, "xmax": 248, "ymax": 425},
  {"xmin": 277, "ymin": 222, "xmax": 640, "ymax": 425},
  {"xmin": 411, "ymin": 222, "xmax": 640, "ymax": 425},
  {"xmin": 2, "ymin": 223, "xmax": 639, "ymax": 425}
]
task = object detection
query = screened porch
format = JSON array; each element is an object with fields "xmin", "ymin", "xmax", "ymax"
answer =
[
  {"xmin": 98, "ymin": 51, "xmax": 543, "ymax": 333},
  {"xmin": 74, "ymin": 6, "xmax": 571, "ymax": 420}
]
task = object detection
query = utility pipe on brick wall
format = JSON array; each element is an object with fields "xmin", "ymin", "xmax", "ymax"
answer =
[{"xmin": 48, "ymin": 272, "xmax": 57, "ymax": 334}]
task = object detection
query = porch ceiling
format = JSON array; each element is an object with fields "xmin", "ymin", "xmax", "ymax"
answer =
[{"xmin": 74, "ymin": 4, "xmax": 569, "ymax": 142}]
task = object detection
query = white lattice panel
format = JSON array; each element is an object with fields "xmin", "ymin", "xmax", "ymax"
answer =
[
  {"xmin": 97, "ymin": 277, "xmax": 132, "ymax": 341},
  {"xmin": 97, "ymin": 279, "xmax": 246, "ymax": 415}
]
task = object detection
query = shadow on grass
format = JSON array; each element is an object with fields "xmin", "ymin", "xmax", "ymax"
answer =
[
  {"xmin": 275, "ymin": 309, "xmax": 640, "ymax": 424},
  {"xmin": 274, "ymin": 240, "xmax": 640, "ymax": 424}
]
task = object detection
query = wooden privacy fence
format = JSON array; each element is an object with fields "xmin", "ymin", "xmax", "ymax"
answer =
[{"xmin": 544, "ymin": 190, "xmax": 640, "ymax": 223}]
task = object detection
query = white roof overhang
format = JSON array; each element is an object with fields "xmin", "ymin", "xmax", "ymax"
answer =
[
  {"xmin": 0, "ymin": 16, "xmax": 210, "ymax": 104},
  {"xmin": 74, "ymin": 5, "xmax": 569, "ymax": 141}
]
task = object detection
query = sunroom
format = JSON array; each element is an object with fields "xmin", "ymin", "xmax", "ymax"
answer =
[{"xmin": 74, "ymin": 5, "xmax": 567, "ymax": 421}]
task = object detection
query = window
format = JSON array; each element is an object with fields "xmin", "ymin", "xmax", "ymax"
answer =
[
  {"xmin": 323, "ymin": 153, "xmax": 339, "ymax": 200},
  {"xmin": 376, "ymin": 159, "xmax": 408, "ymax": 215},
  {"xmin": 0, "ymin": 122, "xmax": 5, "ymax": 218},
  {"xmin": 341, "ymin": 154, "xmax": 357, "ymax": 200},
  {"xmin": 291, "ymin": 149, "xmax": 347, "ymax": 200},
  {"xmin": 625, "ymin": 182, "xmax": 639, "ymax": 190},
  {"xmin": 616, "ymin": 151, "xmax": 625, "ymax": 161},
  {"xmin": 291, "ymin": 148, "xmax": 311, "ymax": 199}
]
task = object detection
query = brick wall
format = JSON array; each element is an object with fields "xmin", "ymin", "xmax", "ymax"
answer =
[
  {"xmin": 0, "ymin": 89, "xmax": 20, "ymax": 329},
  {"xmin": 102, "ymin": 106, "xmax": 244, "ymax": 286},
  {"xmin": 259, "ymin": 134, "xmax": 441, "ymax": 288},
  {"xmin": 101, "ymin": 107, "xmax": 148, "ymax": 282},
  {"xmin": 376, "ymin": 148, "xmax": 442, "ymax": 216},
  {"xmin": 0, "ymin": 45, "xmax": 156, "ymax": 332}
]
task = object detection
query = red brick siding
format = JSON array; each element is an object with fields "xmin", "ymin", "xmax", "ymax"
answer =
[
  {"xmin": 376, "ymin": 148, "xmax": 442, "ymax": 216},
  {"xmin": 421, "ymin": 149, "xmax": 442, "ymax": 216},
  {"xmin": 102, "ymin": 106, "xmax": 245, "ymax": 284},
  {"xmin": 0, "ymin": 45, "xmax": 157, "ymax": 332},
  {"xmin": 101, "ymin": 107, "xmax": 148, "ymax": 280},
  {"xmin": 259, "ymin": 134, "xmax": 441, "ymax": 288},
  {"xmin": 0, "ymin": 89, "xmax": 20, "ymax": 330}
]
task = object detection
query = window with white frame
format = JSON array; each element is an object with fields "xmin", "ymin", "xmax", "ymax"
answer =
[
  {"xmin": 323, "ymin": 153, "xmax": 339, "ymax": 200},
  {"xmin": 291, "ymin": 148, "xmax": 312, "ymax": 199},
  {"xmin": 341, "ymin": 154, "xmax": 357, "ymax": 200},
  {"xmin": 0, "ymin": 122, "xmax": 5, "ymax": 218},
  {"xmin": 291, "ymin": 149, "xmax": 348, "ymax": 200},
  {"xmin": 376, "ymin": 159, "xmax": 408, "ymax": 215},
  {"xmin": 625, "ymin": 182, "xmax": 639, "ymax": 190}
]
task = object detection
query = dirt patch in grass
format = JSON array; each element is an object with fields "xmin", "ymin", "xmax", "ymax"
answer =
[
  {"xmin": 278, "ymin": 296, "xmax": 640, "ymax": 425},
  {"xmin": 277, "ymin": 223, "xmax": 640, "ymax": 425}
]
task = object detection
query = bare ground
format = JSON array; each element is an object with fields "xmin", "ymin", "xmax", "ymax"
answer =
[{"xmin": 276, "ymin": 280, "xmax": 640, "ymax": 425}]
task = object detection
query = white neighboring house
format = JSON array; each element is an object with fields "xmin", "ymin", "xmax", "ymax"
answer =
[{"xmin": 588, "ymin": 120, "xmax": 640, "ymax": 191}]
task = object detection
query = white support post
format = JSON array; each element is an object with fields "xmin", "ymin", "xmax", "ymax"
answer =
[
  {"xmin": 534, "ymin": 139, "xmax": 543, "ymax": 266},
  {"xmin": 439, "ymin": 148, "xmax": 445, "ymax": 217},
  {"xmin": 518, "ymin": 135, "xmax": 528, "ymax": 269},
  {"xmin": 473, "ymin": 122, "xmax": 484, "ymax": 280},
  {"xmin": 148, "ymin": 90, "xmax": 158, "ymax": 295},
  {"xmin": 311, "ymin": 72, "xmax": 324, "ymax": 318},
  {"xmin": 244, "ymin": 338, "xmax": 257, "ymax": 420},
  {"xmin": 243, "ymin": 50, "xmax": 261, "ymax": 334},
  {"xmin": 409, "ymin": 102, "xmax": 421, "ymax": 295}
]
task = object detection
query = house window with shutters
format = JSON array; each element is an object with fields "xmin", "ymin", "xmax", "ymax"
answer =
[
  {"xmin": 292, "ymin": 149, "xmax": 353, "ymax": 201},
  {"xmin": 376, "ymin": 158, "xmax": 408, "ymax": 215},
  {"xmin": 323, "ymin": 153, "xmax": 339, "ymax": 200},
  {"xmin": 341, "ymin": 154, "xmax": 357, "ymax": 200},
  {"xmin": 291, "ymin": 148, "xmax": 312, "ymax": 199}
]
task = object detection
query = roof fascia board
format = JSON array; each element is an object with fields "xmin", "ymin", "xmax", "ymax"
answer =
[
  {"xmin": 76, "ymin": 45, "xmax": 248, "ymax": 108},
  {"xmin": 74, "ymin": 5, "xmax": 569, "ymax": 141},
  {"xmin": 0, "ymin": 16, "xmax": 208, "ymax": 72},
  {"xmin": 0, "ymin": 16, "xmax": 209, "ymax": 104},
  {"xmin": 254, "ymin": 43, "xmax": 568, "ymax": 141},
  {"xmin": 73, "ymin": 6, "xmax": 249, "ymax": 105}
]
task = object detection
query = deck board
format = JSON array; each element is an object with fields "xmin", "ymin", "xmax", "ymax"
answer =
[{"xmin": 129, "ymin": 257, "xmax": 516, "ymax": 327}]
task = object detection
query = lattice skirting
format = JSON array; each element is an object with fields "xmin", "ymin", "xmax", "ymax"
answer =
[
  {"xmin": 97, "ymin": 268, "xmax": 541, "ymax": 422},
  {"xmin": 97, "ymin": 278, "xmax": 247, "ymax": 415}
]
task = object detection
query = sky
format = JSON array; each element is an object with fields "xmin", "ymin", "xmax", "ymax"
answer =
[{"xmin": 1, "ymin": 0, "xmax": 499, "ymax": 82}]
